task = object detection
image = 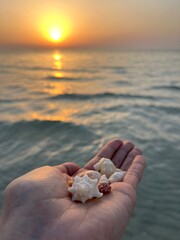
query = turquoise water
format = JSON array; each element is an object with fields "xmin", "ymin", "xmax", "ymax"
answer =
[{"xmin": 0, "ymin": 49, "xmax": 180, "ymax": 239}]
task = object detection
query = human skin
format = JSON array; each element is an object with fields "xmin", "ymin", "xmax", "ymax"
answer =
[{"xmin": 0, "ymin": 139, "xmax": 145, "ymax": 240}]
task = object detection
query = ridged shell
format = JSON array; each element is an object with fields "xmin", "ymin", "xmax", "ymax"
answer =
[{"xmin": 68, "ymin": 174, "xmax": 103, "ymax": 203}]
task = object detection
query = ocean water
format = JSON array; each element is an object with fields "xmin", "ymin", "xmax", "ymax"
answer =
[{"xmin": 0, "ymin": 49, "xmax": 180, "ymax": 239}]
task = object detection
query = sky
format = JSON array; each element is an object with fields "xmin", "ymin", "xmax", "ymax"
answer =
[{"xmin": 0, "ymin": 0, "xmax": 180, "ymax": 49}]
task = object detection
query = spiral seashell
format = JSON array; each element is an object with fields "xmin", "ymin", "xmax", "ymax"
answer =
[
  {"xmin": 98, "ymin": 183, "xmax": 111, "ymax": 194},
  {"xmin": 98, "ymin": 175, "xmax": 111, "ymax": 194}
]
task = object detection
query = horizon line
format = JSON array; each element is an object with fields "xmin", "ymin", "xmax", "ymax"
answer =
[{"xmin": 0, "ymin": 44, "xmax": 180, "ymax": 52}]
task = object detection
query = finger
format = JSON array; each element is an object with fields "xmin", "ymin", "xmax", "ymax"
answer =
[
  {"xmin": 55, "ymin": 162, "xmax": 81, "ymax": 176},
  {"xmin": 112, "ymin": 141, "xmax": 134, "ymax": 168},
  {"xmin": 120, "ymin": 147, "xmax": 142, "ymax": 171},
  {"xmin": 123, "ymin": 155, "xmax": 145, "ymax": 190},
  {"xmin": 83, "ymin": 139, "xmax": 123, "ymax": 170}
]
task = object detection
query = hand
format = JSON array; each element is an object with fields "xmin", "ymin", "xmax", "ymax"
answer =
[{"xmin": 0, "ymin": 139, "xmax": 145, "ymax": 240}]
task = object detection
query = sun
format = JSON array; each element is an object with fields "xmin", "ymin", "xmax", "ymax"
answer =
[
  {"xmin": 39, "ymin": 11, "xmax": 72, "ymax": 45},
  {"xmin": 50, "ymin": 28, "xmax": 62, "ymax": 42}
]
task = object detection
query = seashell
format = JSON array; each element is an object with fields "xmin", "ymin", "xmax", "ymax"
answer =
[
  {"xmin": 98, "ymin": 183, "xmax": 111, "ymax": 194},
  {"xmin": 98, "ymin": 175, "xmax": 109, "ymax": 185},
  {"xmin": 94, "ymin": 158, "xmax": 116, "ymax": 178},
  {"xmin": 76, "ymin": 170, "xmax": 101, "ymax": 180},
  {"xmin": 98, "ymin": 175, "xmax": 111, "ymax": 194},
  {"xmin": 67, "ymin": 179, "xmax": 74, "ymax": 187},
  {"xmin": 68, "ymin": 174, "xmax": 103, "ymax": 203},
  {"xmin": 109, "ymin": 171, "xmax": 126, "ymax": 183}
]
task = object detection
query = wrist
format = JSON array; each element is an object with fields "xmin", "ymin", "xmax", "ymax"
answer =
[{"xmin": 0, "ymin": 205, "xmax": 47, "ymax": 240}]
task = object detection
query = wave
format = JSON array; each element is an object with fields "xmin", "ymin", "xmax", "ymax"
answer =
[
  {"xmin": 0, "ymin": 65, "xmax": 53, "ymax": 72},
  {"xmin": 0, "ymin": 98, "xmax": 29, "ymax": 103},
  {"xmin": 45, "ymin": 75, "xmax": 81, "ymax": 81},
  {"xmin": 49, "ymin": 92, "xmax": 117, "ymax": 100},
  {"xmin": 0, "ymin": 120, "xmax": 83, "ymax": 131},
  {"xmin": 0, "ymin": 120, "xmax": 95, "ymax": 143},
  {"xmin": 1, "ymin": 65, "xmax": 97, "ymax": 74},
  {"xmin": 152, "ymin": 85, "xmax": 180, "ymax": 91},
  {"xmin": 28, "ymin": 66, "xmax": 53, "ymax": 71},
  {"xmin": 113, "ymin": 80, "xmax": 131, "ymax": 86},
  {"xmin": 0, "ymin": 120, "xmax": 97, "ymax": 176},
  {"xmin": 104, "ymin": 103, "xmax": 180, "ymax": 115},
  {"xmin": 31, "ymin": 66, "xmax": 97, "ymax": 73},
  {"xmin": 101, "ymin": 66, "xmax": 126, "ymax": 74},
  {"xmin": 49, "ymin": 92, "xmax": 157, "ymax": 101},
  {"xmin": 147, "ymin": 104, "xmax": 180, "ymax": 114}
]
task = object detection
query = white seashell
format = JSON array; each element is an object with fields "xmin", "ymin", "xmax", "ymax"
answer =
[
  {"xmin": 109, "ymin": 171, "xmax": 126, "ymax": 183},
  {"xmin": 115, "ymin": 168, "xmax": 123, "ymax": 172},
  {"xmin": 93, "ymin": 161, "xmax": 101, "ymax": 171},
  {"xmin": 94, "ymin": 158, "xmax": 116, "ymax": 178},
  {"xmin": 68, "ymin": 174, "xmax": 103, "ymax": 203},
  {"xmin": 76, "ymin": 170, "xmax": 101, "ymax": 180}
]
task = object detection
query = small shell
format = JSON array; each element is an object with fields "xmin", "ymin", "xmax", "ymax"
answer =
[
  {"xmin": 98, "ymin": 183, "xmax": 111, "ymax": 194},
  {"xmin": 98, "ymin": 175, "xmax": 109, "ymax": 185},
  {"xmin": 94, "ymin": 158, "xmax": 116, "ymax": 178},
  {"xmin": 109, "ymin": 171, "xmax": 126, "ymax": 183},
  {"xmin": 76, "ymin": 170, "xmax": 101, "ymax": 180},
  {"xmin": 67, "ymin": 179, "xmax": 74, "ymax": 187},
  {"xmin": 68, "ymin": 174, "xmax": 103, "ymax": 203},
  {"xmin": 98, "ymin": 175, "xmax": 111, "ymax": 194}
]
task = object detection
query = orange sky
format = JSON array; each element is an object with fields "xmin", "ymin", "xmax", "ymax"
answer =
[{"xmin": 0, "ymin": 0, "xmax": 180, "ymax": 49}]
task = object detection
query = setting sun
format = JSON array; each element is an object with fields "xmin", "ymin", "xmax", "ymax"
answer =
[
  {"xmin": 50, "ymin": 28, "xmax": 62, "ymax": 42},
  {"xmin": 38, "ymin": 10, "xmax": 72, "ymax": 46}
]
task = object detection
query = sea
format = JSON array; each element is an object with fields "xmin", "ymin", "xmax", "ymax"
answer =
[{"xmin": 0, "ymin": 49, "xmax": 180, "ymax": 239}]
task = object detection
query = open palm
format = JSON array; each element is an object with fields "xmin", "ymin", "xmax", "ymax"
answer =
[{"xmin": 1, "ymin": 139, "xmax": 145, "ymax": 240}]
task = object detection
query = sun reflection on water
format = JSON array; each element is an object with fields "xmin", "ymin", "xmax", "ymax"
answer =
[
  {"xmin": 53, "ymin": 72, "xmax": 63, "ymax": 78},
  {"xmin": 34, "ymin": 51, "xmax": 96, "ymax": 123},
  {"xmin": 54, "ymin": 61, "xmax": 62, "ymax": 70},
  {"xmin": 53, "ymin": 53, "xmax": 62, "ymax": 61},
  {"xmin": 53, "ymin": 51, "xmax": 63, "ymax": 74},
  {"xmin": 44, "ymin": 81, "xmax": 69, "ymax": 95},
  {"xmin": 30, "ymin": 109, "xmax": 78, "ymax": 122}
]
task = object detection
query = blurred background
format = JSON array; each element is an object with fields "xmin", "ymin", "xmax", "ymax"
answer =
[{"xmin": 0, "ymin": 1, "xmax": 180, "ymax": 239}]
